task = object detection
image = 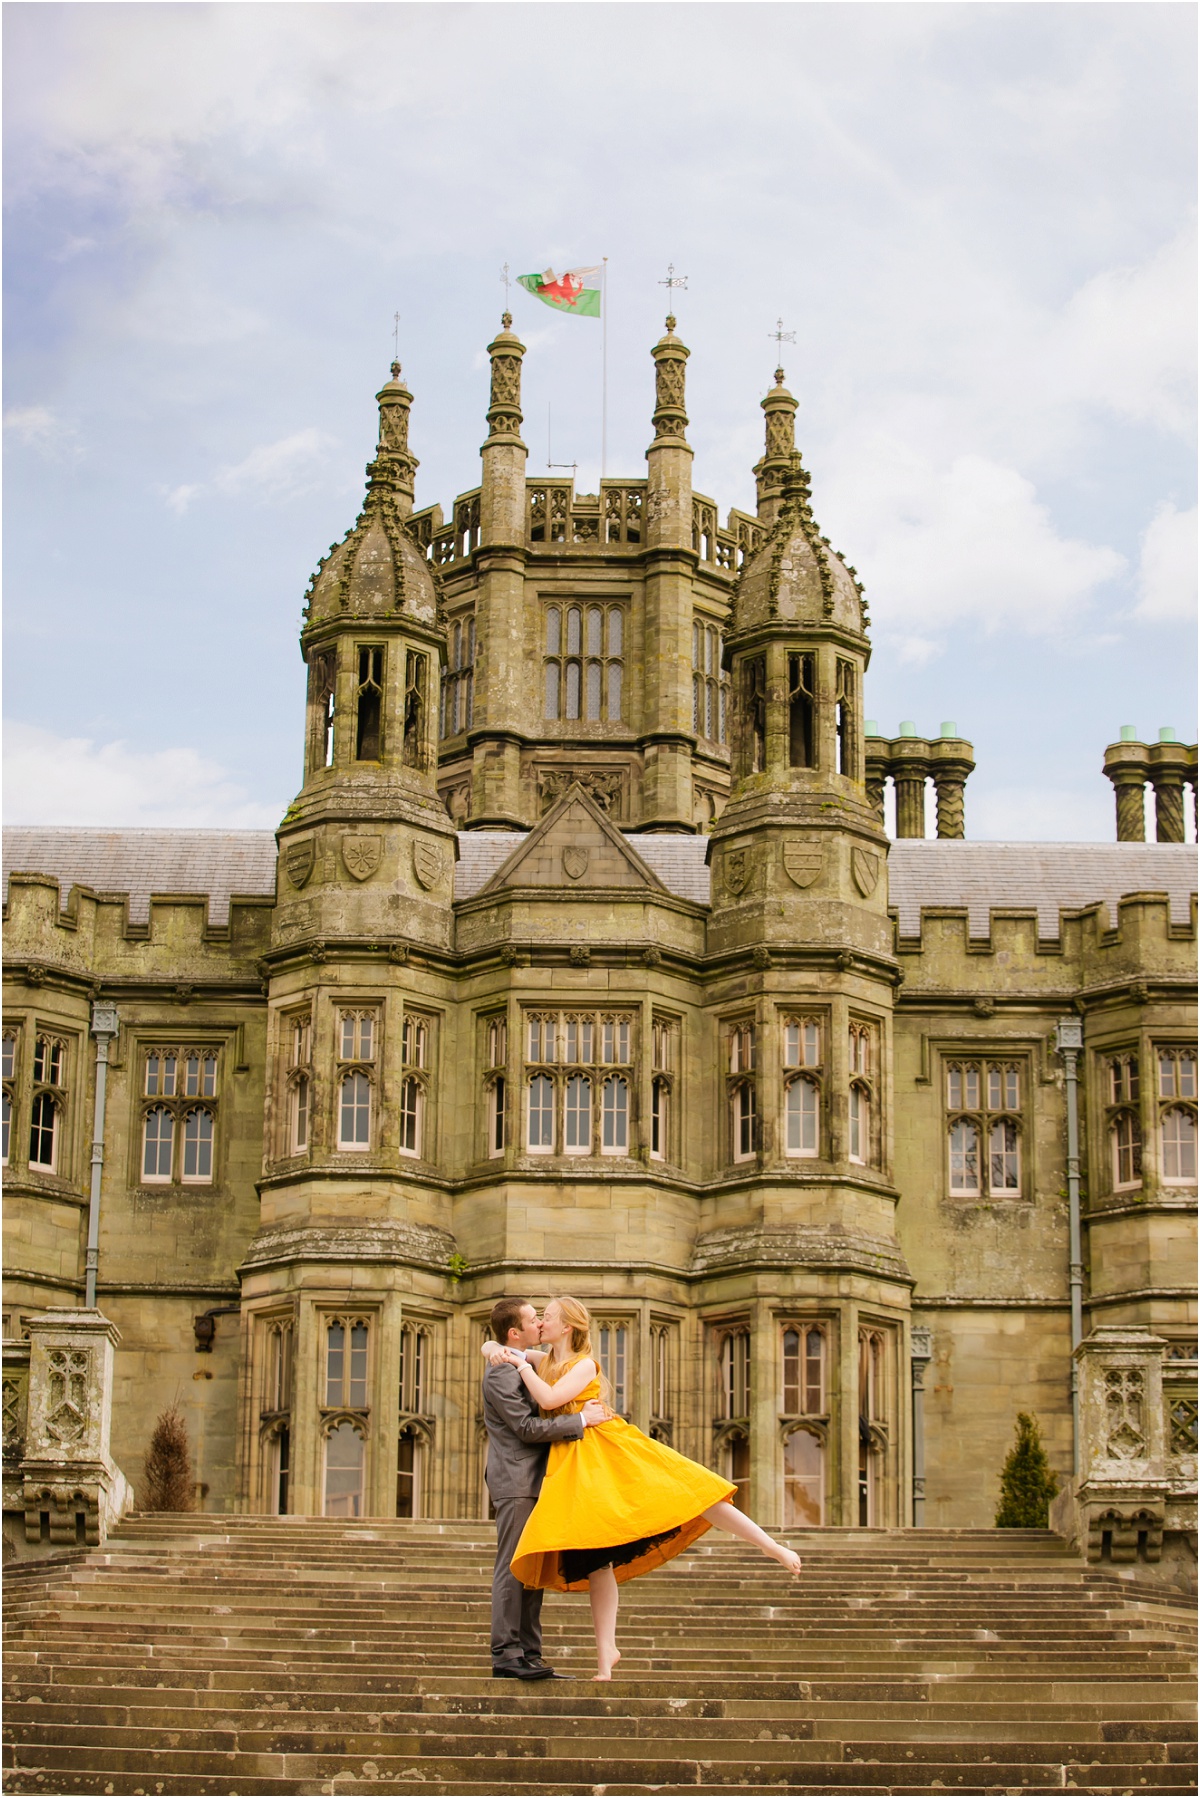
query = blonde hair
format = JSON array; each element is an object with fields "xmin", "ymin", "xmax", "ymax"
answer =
[{"xmin": 542, "ymin": 1296, "xmax": 614, "ymax": 1407}]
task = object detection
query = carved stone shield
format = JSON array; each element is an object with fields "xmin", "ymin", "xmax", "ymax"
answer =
[
  {"xmin": 284, "ymin": 839, "xmax": 314, "ymax": 890},
  {"xmin": 724, "ymin": 847, "xmax": 751, "ymax": 895},
  {"xmin": 562, "ymin": 846, "xmax": 589, "ymax": 881},
  {"xmin": 412, "ymin": 841, "xmax": 443, "ymax": 890},
  {"xmin": 852, "ymin": 847, "xmax": 881, "ymax": 897},
  {"xmin": 783, "ymin": 843, "xmax": 823, "ymax": 889},
  {"xmin": 341, "ymin": 834, "xmax": 382, "ymax": 882}
]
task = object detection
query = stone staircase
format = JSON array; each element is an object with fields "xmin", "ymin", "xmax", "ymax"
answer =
[{"xmin": 3, "ymin": 1515, "xmax": 1195, "ymax": 1796}]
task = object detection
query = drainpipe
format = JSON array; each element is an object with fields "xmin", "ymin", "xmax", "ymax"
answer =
[
  {"xmin": 85, "ymin": 1002, "xmax": 120, "ymax": 1309},
  {"xmin": 1055, "ymin": 1017, "xmax": 1085, "ymax": 1474},
  {"xmin": 910, "ymin": 1325, "xmax": 932, "ymax": 1525}
]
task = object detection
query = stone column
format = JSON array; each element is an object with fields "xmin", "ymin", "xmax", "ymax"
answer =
[
  {"xmin": 910, "ymin": 1325, "xmax": 932, "ymax": 1525},
  {"xmin": 890, "ymin": 733, "xmax": 930, "ymax": 838},
  {"xmin": 930, "ymin": 735, "xmax": 975, "ymax": 839},
  {"xmin": 1147, "ymin": 739, "xmax": 1190, "ymax": 843},
  {"xmin": 472, "ymin": 314, "xmax": 529, "ymax": 827},
  {"xmin": 1102, "ymin": 738, "xmax": 1149, "ymax": 841},
  {"xmin": 19, "ymin": 1309, "xmax": 132, "ymax": 1551},
  {"xmin": 641, "ymin": 316, "xmax": 696, "ymax": 831}
]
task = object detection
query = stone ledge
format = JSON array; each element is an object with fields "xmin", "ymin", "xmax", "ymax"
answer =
[
  {"xmin": 691, "ymin": 1226, "xmax": 911, "ymax": 1282},
  {"xmin": 239, "ymin": 1220, "xmax": 457, "ymax": 1275}
]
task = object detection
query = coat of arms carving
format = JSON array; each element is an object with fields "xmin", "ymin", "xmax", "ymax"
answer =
[
  {"xmin": 412, "ymin": 841, "xmax": 443, "ymax": 890},
  {"xmin": 783, "ymin": 842, "xmax": 823, "ymax": 889},
  {"xmin": 562, "ymin": 846, "xmax": 589, "ymax": 881},
  {"xmin": 852, "ymin": 847, "xmax": 881, "ymax": 898},
  {"xmin": 724, "ymin": 847, "xmax": 752, "ymax": 895},
  {"xmin": 284, "ymin": 839, "xmax": 315, "ymax": 890},
  {"xmin": 341, "ymin": 834, "xmax": 382, "ymax": 882}
]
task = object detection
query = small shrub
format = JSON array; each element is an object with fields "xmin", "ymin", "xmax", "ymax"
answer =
[
  {"xmin": 142, "ymin": 1406, "xmax": 195, "ymax": 1512},
  {"xmin": 995, "ymin": 1411, "xmax": 1059, "ymax": 1528}
]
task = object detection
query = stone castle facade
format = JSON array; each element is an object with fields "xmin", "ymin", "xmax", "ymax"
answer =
[{"xmin": 3, "ymin": 314, "xmax": 1196, "ymax": 1559}]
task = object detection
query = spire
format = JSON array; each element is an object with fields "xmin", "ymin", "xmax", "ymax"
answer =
[
  {"xmin": 369, "ymin": 359, "xmax": 419, "ymax": 518},
  {"xmin": 485, "ymin": 313, "xmax": 526, "ymax": 446},
  {"xmin": 649, "ymin": 315, "xmax": 690, "ymax": 446},
  {"xmin": 754, "ymin": 367, "xmax": 798, "ymax": 527}
]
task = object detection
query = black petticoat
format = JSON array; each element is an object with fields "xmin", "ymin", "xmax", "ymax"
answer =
[{"xmin": 560, "ymin": 1528, "xmax": 680, "ymax": 1585}]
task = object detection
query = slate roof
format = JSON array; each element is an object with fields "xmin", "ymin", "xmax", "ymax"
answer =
[
  {"xmin": 2, "ymin": 828, "xmax": 278, "ymax": 926},
  {"xmin": 887, "ymin": 840, "xmax": 1196, "ymax": 939},
  {"xmin": 3, "ymin": 828, "xmax": 1194, "ymax": 938}
]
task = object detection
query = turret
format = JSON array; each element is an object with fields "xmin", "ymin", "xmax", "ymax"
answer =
[{"xmin": 753, "ymin": 369, "xmax": 799, "ymax": 531}]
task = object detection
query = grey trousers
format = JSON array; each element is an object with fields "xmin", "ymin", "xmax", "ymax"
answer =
[{"xmin": 491, "ymin": 1495, "xmax": 543, "ymax": 1665}]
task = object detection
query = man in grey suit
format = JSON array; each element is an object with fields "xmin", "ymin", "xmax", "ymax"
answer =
[{"xmin": 483, "ymin": 1296, "xmax": 606, "ymax": 1680}]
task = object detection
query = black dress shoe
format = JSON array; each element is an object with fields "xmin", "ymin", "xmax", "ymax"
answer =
[
  {"xmin": 492, "ymin": 1662, "xmax": 553, "ymax": 1680},
  {"xmin": 522, "ymin": 1660, "xmax": 571, "ymax": 1679}
]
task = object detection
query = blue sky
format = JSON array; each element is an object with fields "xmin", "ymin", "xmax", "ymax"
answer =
[{"xmin": 4, "ymin": 1, "xmax": 1195, "ymax": 839}]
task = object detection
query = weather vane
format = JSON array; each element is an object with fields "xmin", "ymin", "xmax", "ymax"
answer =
[
  {"xmin": 392, "ymin": 311, "xmax": 401, "ymax": 362},
  {"xmin": 500, "ymin": 262, "xmax": 512, "ymax": 306},
  {"xmin": 659, "ymin": 263, "xmax": 689, "ymax": 297},
  {"xmin": 770, "ymin": 318, "xmax": 796, "ymax": 356}
]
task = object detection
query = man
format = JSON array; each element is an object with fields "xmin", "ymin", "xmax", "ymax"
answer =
[{"xmin": 483, "ymin": 1296, "xmax": 606, "ymax": 1680}]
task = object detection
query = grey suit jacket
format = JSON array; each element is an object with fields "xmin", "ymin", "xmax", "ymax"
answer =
[{"xmin": 483, "ymin": 1361, "xmax": 584, "ymax": 1501}]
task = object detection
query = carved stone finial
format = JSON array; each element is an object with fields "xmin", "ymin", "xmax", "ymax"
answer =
[
  {"xmin": 665, "ymin": 314, "xmax": 676, "ymax": 332},
  {"xmin": 390, "ymin": 360, "xmax": 402, "ymax": 379},
  {"xmin": 774, "ymin": 367, "xmax": 785, "ymax": 386},
  {"xmin": 501, "ymin": 311, "xmax": 512, "ymax": 330}
]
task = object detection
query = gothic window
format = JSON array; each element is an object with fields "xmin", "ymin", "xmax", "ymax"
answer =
[
  {"xmin": 323, "ymin": 1420, "xmax": 365, "ymax": 1518},
  {"xmin": 354, "ymin": 646, "xmax": 384, "ymax": 761},
  {"xmin": 339, "ymin": 1073, "xmax": 372, "ymax": 1150},
  {"xmin": 946, "ymin": 1058, "xmax": 1023, "ymax": 1197},
  {"xmin": 782, "ymin": 1016, "xmax": 822, "ymax": 1160},
  {"xmin": 396, "ymin": 1424, "xmax": 422, "ymax": 1518},
  {"xmin": 597, "ymin": 1323, "xmax": 629, "ymax": 1414},
  {"xmin": 650, "ymin": 1016, "xmax": 675, "ymax": 1163},
  {"xmin": 1158, "ymin": 1048, "xmax": 1197, "ymax": 1102},
  {"xmin": 745, "ymin": 656, "xmax": 766, "ymax": 773},
  {"xmin": 399, "ymin": 1321, "xmax": 428, "ymax": 1415},
  {"xmin": 336, "ymin": 1012, "xmax": 376, "ymax": 1152},
  {"xmin": 544, "ymin": 604, "xmax": 625, "ymax": 723},
  {"xmin": 523, "ymin": 1010, "xmax": 635, "ymax": 1157},
  {"xmin": 440, "ymin": 615, "xmax": 475, "ymax": 739},
  {"xmin": 287, "ymin": 1012, "xmax": 312, "ymax": 1156},
  {"xmin": 308, "ymin": 649, "xmax": 337, "ymax": 772},
  {"xmin": 398, "ymin": 1013, "xmax": 431, "ymax": 1159},
  {"xmin": 601, "ymin": 1075, "xmax": 629, "ymax": 1154},
  {"xmin": 402, "ymin": 650, "xmax": 427, "ymax": 769},
  {"xmin": 784, "ymin": 1018, "xmax": 821, "ymax": 1070},
  {"xmin": 325, "ymin": 1317, "xmax": 369, "ymax": 1409},
  {"xmin": 848, "ymin": 1023, "xmax": 875, "ymax": 1168},
  {"xmin": 784, "ymin": 1428, "xmax": 824, "ymax": 1527},
  {"xmin": 858, "ymin": 1327, "xmax": 888, "ymax": 1527},
  {"xmin": 692, "ymin": 620, "xmax": 729, "ymax": 746},
  {"xmin": 835, "ymin": 659, "xmax": 858, "ymax": 778},
  {"xmin": 788, "ymin": 653, "xmax": 815, "ymax": 769},
  {"xmin": 650, "ymin": 1321, "xmax": 674, "ymax": 1438},
  {"xmin": 265, "ymin": 1320, "xmax": 293, "ymax": 1414},
  {"xmin": 140, "ymin": 1045, "xmax": 219, "ymax": 1185},
  {"xmin": 2, "ymin": 1028, "xmax": 18, "ymax": 1166},
  {"xmin": 718, "ymin": 1326, "xmax": 751, "ymax": 1420},
  {"xmin": 1, "ymin": 1092, "xmax": 9, "ymax": 1166},
  {"xmin": 484, "ymin": 1013, "xmax": 507, "ymax": 1159},
  {"xmin": 487, "ymin": 1076, "xmax": 506, "ymax": 1157},
  {"xmin": 398, "ymin": 1078, "xmax": 423, "ymax": 1157},
  {"xmin": 1106, "ymin": 1052, "xmax": 1142, "ymax": 1190},
  {"xmin": 340, "ymin": 1012, "xmax": 376, "ymax": 1062},
  {"xmin": 30, "ymin": 1034, "xmax": 67, "ymax": 1173},
  {"xmin": 782, "ymin": 1324, "xmax": 827, "ymax": 1416},
  {"xmin": 1161, "ymin": 1108, "xmax": 1197, "ymax": 1182},
  {"xmin": 267, "ymin": 1425, "xmax": 291, "ymax": 1515},
  {"xmin": 729, "ymin": 1023, "xmax": 755, "ymax": 1074},
  {"xmin": 732, "ymin": 1082, "xmax": 756, "ymax": 1162}
]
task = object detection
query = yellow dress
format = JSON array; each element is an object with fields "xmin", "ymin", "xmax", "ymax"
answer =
[{"xmin": 510, "ymin": 1354, "xmax": 736, "ymax": 1593}]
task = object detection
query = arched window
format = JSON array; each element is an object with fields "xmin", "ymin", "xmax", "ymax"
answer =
[
  {"xmin": 487, "ymin": 1077, "xmax": 506, "ymax": 1157},
  {"xmin": 325, "ymin": 1318, "xmax": 369, "ymax": 1408},
  {"xmin": 601, "ymin": 1075, "xmax": 628, "ymax": 1154},
  {"xmin": 988, "ymin": 1117, "xmax": 1020, "ymax": 1191},
  {"xmin": 28, "ymin": 1093, "xmax": 58, "ymax": 1172},
  {"xmin": 1162, "ymin": 1108, "xmax": 1197, "ymax": 1182},
  {"xmin": 527, "ymin": 1074, "xmax": 555, "ymax": 1152},
  {"xmin": 323, "ymin": 1420, "xmax": 365, "ymax": 1517},
  {"xmin": 718, "ymin": 1328, "xmax": 750, "ymax": 1419},
  {"xmin": 181, "ymin": 1108, "xmax": 214, "ymax": 1183},
  {"xmin": 732, "ymin": 1082, "xmax": 756, "ymax": 1162},
  {"xmin": 785, "ymin": 1077, "xmax": 819, "ymax": 1158},
  {"xmin": 783, "ymin": 1325, "xmax": 826, "ymax": 1414},
  {"xmin": 398, "ymin": 1076, "xmax": 423, "ymax": 1157},
  {"xmin": 650, "ymin": 1077, "xmax": 669, "ymax": 1161},
  {"xmin": 564, "ymin": 1074, "xmax": 592, "ymax": 1153},
  {"xmin": 1111, "ymin": 1112, "xmax": 1142, "ymax": 1189},
  {"xmin": 1, "ymin": 1030, "xmax": 16, "ymax": 1166},
  {"xmin": 849, "ymin": 1083, "xmax": 870, "ymax": 1164},
  {"xmin": 338, "ymin": 1072, "xmax": 372, "ymax": 1150},
  {"xmin": 290, "ymin": 1075, "xmax": 309, "ymax": 1153},
  {"xmin": 948, "ymin": 1118, "xmax": 979, "ymax": 1195},
  {"xmin": 1158, "ymin": 1049, "xmax": 1196, "ymax": 1102},
  {"xmin": 142, "ymin": 1106, "xmax": 174, "ymax": 1182},
  {"xmin": 783, "ymin": 1429, "xmax": 824, "ymax": 1526}
]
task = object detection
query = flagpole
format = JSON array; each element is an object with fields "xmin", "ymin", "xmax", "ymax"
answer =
[{"xmin": 601, "ymin": 256, "xmax": 608, "ymax": 480}]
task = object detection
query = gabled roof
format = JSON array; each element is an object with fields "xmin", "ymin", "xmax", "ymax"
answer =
[{"xmin": 474, "ymin": 784, "xmax": 670, "ymax": 898}]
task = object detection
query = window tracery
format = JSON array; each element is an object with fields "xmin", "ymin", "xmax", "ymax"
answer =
[
  {"xmin": 543, "ymin": 603, "xmax": 625, "ymax": 724},
  {"xmin": 945, "ymin": 1057, "xmax": 1023, "ymax": 1198},
  {"xmin": 522, "ymin": 1009, "xmax": 634, "ymax": 1156},
  {"xmin": 140, "ymin": 1045, "xmax": 217, "ymax": 1185},
  {"xmin": 692, "ymin": 620, "xmax": 728, "ymax": 746}
]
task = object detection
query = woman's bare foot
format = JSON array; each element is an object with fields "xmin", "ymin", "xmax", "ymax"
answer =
[
  {"xmin": 769, "ymin": 1544, "xmax": 802, "ymax": 1576},
  {"xmin": 593, "ymin": 1645, "xmax": 621, "ymax": 1681}
]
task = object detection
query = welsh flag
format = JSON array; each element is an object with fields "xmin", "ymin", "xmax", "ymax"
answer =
[{"xmin": 517, "ymin": 266, "xmax": 602, "ymax": 317}]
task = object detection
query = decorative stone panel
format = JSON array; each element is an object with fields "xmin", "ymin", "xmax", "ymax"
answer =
[{"xmin": 17, "ymin": 1309, "xmax": 133, "ymax": 1554}]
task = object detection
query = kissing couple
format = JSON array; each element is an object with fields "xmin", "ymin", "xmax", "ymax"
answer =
[{"xmin": 482, "ymin": 1294, "xmax": 801, "ymax": 1683}]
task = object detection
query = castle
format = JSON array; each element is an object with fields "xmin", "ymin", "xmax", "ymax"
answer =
[{"xmin": 2, "ymin": 313, "xmax": 1196, "ymax": 1560}]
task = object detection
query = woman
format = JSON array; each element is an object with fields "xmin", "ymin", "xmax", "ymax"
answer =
[{"xmin": 484, "ymin": 1296, "xmax": 801, "ymax": 1681}]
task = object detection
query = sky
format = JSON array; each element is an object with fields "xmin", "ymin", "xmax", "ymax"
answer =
[{"xmin": 3, "ymin": 1, "xmax": 1196, "ymax": 841}]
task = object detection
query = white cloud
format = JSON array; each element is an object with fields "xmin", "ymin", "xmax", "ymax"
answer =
[
  {"xmin": 3, "ymin": 722, "xmax": 282, "ymax": 829},
  {"xmin": 1133, "ymin": 501, "xmax": 1197, "ymax": 623},
  {"xmin": 162, "ymin": 427, "xmax": 339, "ymax": 513},
  {"xmin": 824, "ymin": 440, "xmax": 1126, "ymax": 642},
  {"xmin": 4, "ymin": 405, "xmax": 81, "ymax": 460}
]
